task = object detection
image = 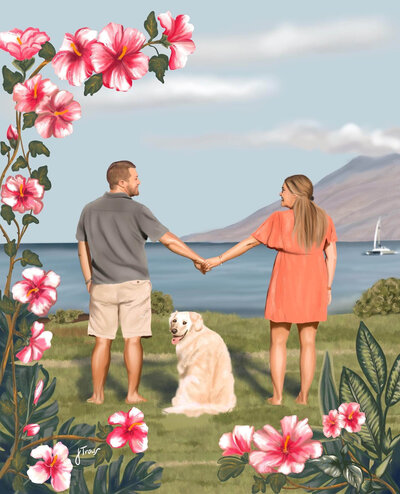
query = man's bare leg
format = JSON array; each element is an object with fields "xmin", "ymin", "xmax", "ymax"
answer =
[
  {"xmin": 124, "ymin": 337, "xmax": 147, "ymax": 404},
  {"xmin": 87, "ymin": 337, "xmax": 112, "ymax": 404},
  {"xmin": 296, "ymin": 322, "xmax": 319, "ymax": 405},
  {"xmin": 268, "ymin": 321, "xmax": 291, "ymax": 405}
]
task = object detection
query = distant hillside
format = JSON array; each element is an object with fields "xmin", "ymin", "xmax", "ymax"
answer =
[{"xmin": 183, "ymin": 154, "xmax": 400, "ymax": 242}]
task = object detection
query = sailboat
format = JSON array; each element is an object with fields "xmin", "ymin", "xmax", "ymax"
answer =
[{"xmin": 364, "ymin": 217, "xmax": 397, "ymax": 255}]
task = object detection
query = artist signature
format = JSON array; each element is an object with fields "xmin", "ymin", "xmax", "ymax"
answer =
[{"xmin": 75, "ymin": 445, "xmax": 101, "ymax": 465}]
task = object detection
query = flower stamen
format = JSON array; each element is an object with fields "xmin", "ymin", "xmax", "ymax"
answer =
[
  {"xmin": 283, "ymin": 434, "xmax": 290, "ymax": 453},
  {"xmin": 70, "ymin": 42, "xmax": 82, "ymax": 57},
  {"xmin": 17, "ymin": 36, "xmax": 23, "ymax": 45},
  {"xmin": 19, "ymin": 184, "xmax": 24, "ymax": 197},
  {"xmin": 54, "ymin": 109, "xmax": 69, "ymax": 116},
  {"xmin": 50, "ymin": 455, "xmax": 58, "ymax": 467},
  {"xmin": 128, "ymin": 421, "xmax": 143, "ymax": 431},
  {"xmin": 118, "ymin": 45, "xmax": 128, "ymax": 60},
  {"xmin": 348, "ymin": 411, "xmax": 354, "ymax": 420},
  {"xmin": 33, "ymin": 82, "xmax": 39, "ymax": 99},
  {"xmin": 27, "ymin": 287, "xmax": 39, "ymax": 296}
]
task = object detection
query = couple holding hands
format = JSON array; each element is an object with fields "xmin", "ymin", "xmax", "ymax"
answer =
[{"xmin": 77, "ymin": 161, "xmax": 337, "ymax": 406}]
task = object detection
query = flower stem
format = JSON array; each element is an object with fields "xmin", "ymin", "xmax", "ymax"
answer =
[
  {"xmin": 0, "ymin": 304, "xmax": 21, "ymax": 388},
  {"xmin": 0, "ymin": 224, "xmax": 11, "ymax": 244},
  {"xmin": 20, "ymin": 434, "xmax": 105, "ymax": 452},
  {"xmin": 29, "ymin": 60, "xmax": 50, "ymax": 79},
  {"xmin": 284, "ymin": 478, "xmax": 348, "ymax": 491}
]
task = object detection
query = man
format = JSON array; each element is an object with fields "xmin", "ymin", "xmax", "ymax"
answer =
[{"xmin": 76, "ymin": 160, "xmax": 206, "ymax": 405}]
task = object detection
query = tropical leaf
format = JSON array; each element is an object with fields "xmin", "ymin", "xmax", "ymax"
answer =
[
  {"xmin": 0, "ymin": 141, "xmax": 10, "ymax": 155},
  {"xmin": 38, "ymin": 41, "xmax": 56, "ymax": 61},
  {"xmin": 1, "ymin": 205, "xmax": 15, "ymax": 225},
  {"xmin": 343, "ymin": 464, "xmax": 363, "ymax": 490},
  {"xmin": 319, "ymin": 352, "xmax": 340, "ymax": 414},
  {"xmin": 70, "ymin": 467, "xmax": 90, "ymax": 494},
  {"xmin": 2, "ymin": 65, "xmax": 24, "ymax": 94},
  {"xmin": 96, "ymin": 421, "xmax": 113, "ymax": 440},
  {"xmin": 23, "ymin": 112, "xmax": 38, "ymax": 130},
  {"xmin": 386, "ymin": 354, "xmax": 400, "ymax": 407},
  {"xmin": 29, "ymin": 140, "xmax": 50, "ymax": 157},
  {"xmin": 252, "ymin": 475, "xmax": 267, "ymax": 493},
  {"xmin": 21, "ymin": 249, "xmax": 42, "ymax": 267},
  {"xmin": 149, "ymin": 54, "xmax": 169, "ymax": 83},
  {"xmin": 4, "ymin": 239, "xmax": 17, "ymax": 257},
  {"xmin": 31, "ymin": 165, "xmax": 51, "ymax": 190},
  {"xmin": 311, "ymin": 455, "xmax": 342, "ymax": 478},
  {"xmin": 94, "ymin": 443, "xmax": 113, "ymax": 467},
  {"xmin": 356, "ymin": 321, "xmax": 387, "ymax": 394},
  {"xmin": 12, "ymin": 58, "xmax": 35, "ymax": 74},
  {"xmin": 22, "ymin": 214, "xmax": 39, "ymax": 226},
  {"xmin": 144, "ymin": 11, "xmax": 158, "ymax": 40},
  {"xmin": 84, "ymin": 73, "xmax": 103, "ymax": 96},
  {"xmin": 339, "ymin": 367, "xmax": 381, "ymax": 454},
  {"xmin": 217, "ymin": 455, "xmax": 247, "ymax": 482},
  {"xmin": 375, "ymin": 452, "xmax": 393, "ymax": 477},
  {"xmin": 0, "ymin": 295, "xmax": 15, "ymax": 315},
  {"xmin": 11, "ymin": 155, "xmax": 28, "ymax": 171},
  {"xmin": 268, "ymin": 473, "xmax": 286, "ymax": 494}
]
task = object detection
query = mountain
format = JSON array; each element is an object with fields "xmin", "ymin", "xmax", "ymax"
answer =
[{"xmin": 183, "ymin": 154, "xmax": 400, "ymax": 242}]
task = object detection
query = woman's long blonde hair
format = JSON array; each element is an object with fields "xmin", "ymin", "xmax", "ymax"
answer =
[{"xmin": 285, "ymin": 174, "xmax": 328, "ymax": 251}]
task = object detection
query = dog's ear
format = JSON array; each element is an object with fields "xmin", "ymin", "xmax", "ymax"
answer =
[{"xmin": 189, "ymin": 312, "xmax": 204, "ymax": 331}]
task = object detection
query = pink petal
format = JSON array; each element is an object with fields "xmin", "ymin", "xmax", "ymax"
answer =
[
  {"xmin": 59, "ymin": 100, "xmax": 81, "ymax": 122},
  {"xmin": 291, "ymin": 417, "xmax": 313, "ymax": 444},
  {"xmin": 53, "ymin": 90, "xmax": 74, "ymax": 108},
  {"xmin": 128, "ymin": 433, "xmax": 148, "ymax": 453},
  {"xmin": 157, "ymin": 12, "xmax": 174, "ymax": 34},
  {"xmin": 16, "ymin": 345, "xmax": 33, "ymax": 363},
  {"xmin": 76, "ymin": 27, "xmax": 98, "ymax": 45},
  {"xmin": 169, "ymin": 40, "xmax": 195, "ymax": 70},
  {"xmin": 232, "ymin": 425, "xmax": 254, "ymax": 453},
  {"xmin": 12, "ymin": 280, "xmax": 33, "ymax": 303},
  {"xmin": 28, "ymin": 296, "xmax": 54, "ymax": 317},
  {"xmin": 53, "ymin": 120, "xmax": 74, "ymax": 138},
  {"xmin": 172, "ymin": 14, "xmax": 194, "ymax": 40},
  {"xmin": 25, "ymin": 178, "xmax": 45, "ymax": 199},
  {"xmin": 27, "ymin": 462, "xmax": 50, "ymax": 484},
  {"xmin": 98, "ymin": 22, "xmax": 123, "ymax": 50},
  {"xmin": 127, "ymin": 407, "xmax": 144, "ymax": 423},
  {"xmin": 248, "ymin": 451, "xmax": 276, "ymax": 474},
  {"xmin": 122, "ymin": 52, "xmax": 149, "ymax": 80},
  {"xmin": 22, "ymin": 267, "xmax": 45, "ymax": 283},
  {"xmin": 252, "ymin": 425, "xmax": 282, "ymax": 451},
  {"xmin": 31, "ymin": 321, "xmax": 45, "ymax": 338},
  {"xmin": 24, "ymin": 423, "xmax": 40, "ymax": 436},
  {"xmin": 219, "ymin": 432, "xmax": 239, "ymax": 455},
  {"xmin": 52, "ymin": 442, "xmax": 70, "ymax": 462},
  {"xmin": 121, "ymin": 28, "xmax": 146, "ymax": 54},
  {"xmin": 108, "ymin": 411, "xmax": 128, "ymax": 426},
  {"xmin": 34, "ymin": 379, "xmax": 44, "ymax": 404},
  {"xmin": 31, "ymin": 445, "xmax": 53, "ymax": 461},
  {"xmin": 90, "ymin": 42, "xmax": 115, "ymax": 73},
  {"xmin": 51, "ymin": 469, "xmax": 72, "ymax": 492},
  {"xmin": 107, "ymin": 428, "xmax": 129, "ymax": 448},
  {"xmin": 35, "ymin": 115, "xmax": 55, "ymax": 139}
]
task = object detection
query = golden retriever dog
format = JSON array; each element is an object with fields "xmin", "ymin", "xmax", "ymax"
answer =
[{"xmin": 163, "ymin": 311, "xmax": 236, "ymax": 417}]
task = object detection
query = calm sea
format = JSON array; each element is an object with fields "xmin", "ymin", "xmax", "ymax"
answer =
[{"xmin": 0, "ymin": 242, "xmax": 399, "ymax": 317}]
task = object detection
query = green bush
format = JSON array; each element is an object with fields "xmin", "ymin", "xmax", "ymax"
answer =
[
  {"xmin": 151, "ymin": 290, "xmax": 174, "ymax": 315},
  {"xmin": 353, "ymin": 277, "xmax": 400, "ymax": 317},
  {"xmin": 48, "ymin": 309, "xmax": 83, "ymax": 324}
]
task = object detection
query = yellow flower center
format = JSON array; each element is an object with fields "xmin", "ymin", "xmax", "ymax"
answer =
[
  {"xmin": 27, "ymin": 287, "xmax": 39, "ymax": 296},
  {"xmin": 329, "ymin": 419, "xmax": 336, "ymax": 425},
  {"xmin": 50, "ymin": 455, "xmax": 58, "ymax": 467},
  {"xmin": 19, "ymin": 184, "xmax": 24, "ymax": 197},
  {"xmin": 348, "ymin": 410, "xmax": 354, "ymax": 420},
  {"xmin": 70, "ymin": 42, "xmax": 82, "ymax": 57},
  {"xmin": 33, "ymin": 81, "xmax": 39, "ymax": 99},
  {"xmin": 17, "ymin": 36, "xmax": 23, "ymax": 45},
  {"xmin": 118, "ymin": 45, "xmax": 128, "ymax": 60},
  {"xmin": 128, "ymin": 421, "xmax": 143, "ymax": 431},
  {"xmin": 54, "ymin": 109, "xmax": 69, "ymax": 116},
  {"xmin": 283, "ymin": 434, "xmax": 290, "ymax": 453}
]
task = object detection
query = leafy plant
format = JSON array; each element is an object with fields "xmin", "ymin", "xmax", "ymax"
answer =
[
  {"xmin": 47, "ymin": 309, "xmax": 83, "ymax": 324},
  {"xmin": 151, "ymin": 290, "xmax": 174, "ymax": 315},
  {"xmin": 353, "ymin": 277, "xmax": 400, "ymax": 317}
]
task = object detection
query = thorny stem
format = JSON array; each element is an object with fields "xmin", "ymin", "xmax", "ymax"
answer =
[{"xmin": 20, "ymin": 435, "xmax": 105, "ymax": 452}]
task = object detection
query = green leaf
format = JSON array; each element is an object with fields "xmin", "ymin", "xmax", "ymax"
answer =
[
  {"xmin": 1, "ymin": 141, "xmax": 10, "ymax": 155},
  {"xmin": 84, "ymin": 73, "xmax": 103, "ymax": 96},
  {"xmin": 144, "ymin": 11, "xmax": 159, "ymax": 40},
  {"xmin": 319, "ymin": 352, "xmax": 340, "ymax": 414},
  {"xmin": 12, "ymin": 58, "xmax": 35, "ymax": 74},
  {"xmin": 29, "ymin": 140, "xmax": 50, "ymax": 157},
  {"xmin": 4, "ymin": 240, "xmax": 16, "ymax": 257},
  {"xmin": 339, "ymin": 367, "xmax": 381, "ymax": 454},
  {"xmin": 343, "ymin": 464, "xmax": 363, "ymax": 490},
  {"xmin": 31, "ymin": 165, "xmax": 52, "ymax": 191},
  {"xmin": 96, "ymin": 421, "xmax": 113, "ymax": 440},
  {"xmin": 93, "ymin": 464, "xmax": 108, "ymax": 494},
  {"xmin": 356, "ymin": 321, "xmax": 387, "ymax": 394},
  {"xmin": 94, "ymin": 443, "xmax": 113, "ymax": 467},
  {"xmin": 159, "ymin": 34, "xmax": 171, "ymax": 48},
  {"xmin": 23, "ymin": 111, "xmax": 38, "ymax": 129},
  {"xmin": 1, "ymin": 205, "xmax": 15, "ymax": 225},
  {"xmin": 70, "ymin": 467, "xmax": 90, "ymax": 494},
  {"xmin": 375, "ymin": 452, "xmax": 393, "ymax": 477},
  {"xmin": 217, "ymin": 455, "xmax": 247, "ymax": 482},
  {"xmin": 311, "ymin": 455, "xmax": 342, "ymax": 477},
  {"xmin": 38, "ymin": 41, "xmax": 56, "ymax": 61},
  {"xmin": 268, "ymin": 473, "xmax": 286, "ymax": 494},
  {"xmin": 0, "ymin": 295, "xmax": 15, "ymax": 315},
  {"xmin": 149, "ymin": 54, "xmax": 169, "ymax": 83},
  {"xmin": 21, "ymin": 249, "xmax": 42, "ymax": 267},
  {"xmin": 12, "ymin": 474, "xmax": 24, "ymax": 492},
  {"xmin": 2, "ymin": 65, "xmax": 24, "ymax": 94},
  {"xmin": 22, "ymin": 214, "xmax": 39, "ymax": 226},
  {"xmin": 252, "ymin": 476, "xmax": 267, "ymax": 493},
  {"xmin": 11, "ymin": 155, "xmax": 28, "ymax": 171},
  {"xmin": 386, "ymin": 354, "xmax": 400, "ymax": 407}
]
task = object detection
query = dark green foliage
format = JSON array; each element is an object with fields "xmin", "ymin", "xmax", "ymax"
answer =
[
  {"xmin": 0, "ymin": 205, "xmax": 14, "ymax": 225},
  {"xmin": 151, "ymin": 290, "xmax": 173, "ymax": 315},
  {"xmin": 144, "ymin": 11, "xmax": 158, "ymax": 41},
  {"xmin": 2, "ymin": 66, "xmax": 23, "ymax": 93},
  {"xmin": 4, "ymin": 239, "xmax": 16, "ymax": 257},
  {"xmin": 84, "ymin": 73, "xmax": 103, "ymax": 96},
  {"xmin": 11, "ymin": 155, "xmax": 28, "ymax": 171},
  {"xmin": 38, "ymin": 42, "xmax": 56, "ymax": 61},
  {"xmin": 31, "ymin": 165, "xmax": 52, "ymax": 190},
  {"xmin": 149, "ymin": 55, "xmax": 169, "ymax": 83},
  {"xmin": 29, "ymin": 140, "xmax": 50, "ymax": 158},
  {"xmin": 0, "ymin": 141, "xmax": 10, "ymax": 155},
  {"xmin": 268, "ymin": 473, "xmax": 286, "ymax": 493},
  {"xmin": 353, "ymin": 278, "xmax": 400, "ymax": 317},
  {"xmin": 12, "ymin": 58, "xmax": 35, "ymax": 75},
  {"xmin": 20, "ymin": 249, "xmax": 42, "ymax": 267},
  {"xmin": 48, "ymin": 309, "xmax": 83, "ymax": 324},
  {"xmin": 22, "ymin": 214, "xmax": 39, "ymax": 226},
  {"xmin": 217, "ymin": 454, "xmax": 248, "ymax": 482},
  {"xmin": 23, "ymin": 112, "xmax": 38, "ymax": 130}
]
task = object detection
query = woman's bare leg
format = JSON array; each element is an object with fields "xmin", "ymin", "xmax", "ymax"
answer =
[
  {"xmin": 296, "ymin": 322, "xmax": 319, "ymax": 405},
  {"xmin": 268, "ymin": 321, "xmax": 291, "ymax": 405}
]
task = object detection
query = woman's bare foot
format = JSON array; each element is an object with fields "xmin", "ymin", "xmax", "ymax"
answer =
[
  {"xmin": 295, "ymin": 394, "xmax": 308, "ymax": 405},
  {"xmin": 267, "ymin": 397, "xmax": 282, "ymax": 406},
  {"xmin": 87, "ymin": 395, "xmax": 103, "ymax": 405},
  {"xmin": 125, "ymin": 392, "xmax": 147, "ymax": 405}
]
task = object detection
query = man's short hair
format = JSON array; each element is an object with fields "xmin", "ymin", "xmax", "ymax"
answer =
[{"xmin": 106, "ymin": 160, "xmax": 136, "ymax": 188}]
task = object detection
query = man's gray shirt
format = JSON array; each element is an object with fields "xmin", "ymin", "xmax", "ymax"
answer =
[{"xmin": 76, "ymin": 192, "xmax": 169, "ymax": 284}]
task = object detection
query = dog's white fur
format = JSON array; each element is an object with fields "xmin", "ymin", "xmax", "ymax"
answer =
[{"xmin": 163, "ymin": 311, "xmax": 236, "ymax": 417}]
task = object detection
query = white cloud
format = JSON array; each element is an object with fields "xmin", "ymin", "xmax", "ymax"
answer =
[
  {"xmin": 193, "ymin": 17, "xmax": 392, "ymax": 65},
  {"xmin": 156, "ymin": 121, "xmax": 400, "ymax": 157},
  {"xmin": 75, "ymin": 75, "xmax": 279, "ymax": 113}
]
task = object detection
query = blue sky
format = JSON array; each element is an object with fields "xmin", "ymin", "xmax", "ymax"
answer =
[{"xmin": 1, "ymin": 0, "xmax": 399, "ymax": 242}]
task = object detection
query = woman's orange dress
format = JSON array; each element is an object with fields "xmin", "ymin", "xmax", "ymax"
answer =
[{"xmin": 252, "ymin": 209, "xmax": 337, "ymax": 323}]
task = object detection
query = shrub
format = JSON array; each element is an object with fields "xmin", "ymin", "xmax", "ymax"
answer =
[
  {"xmin": 353, "ymin": 277, "xmax": 400, "ymax": 317},
  {"xmin": 151, "ymin": 290, "xmax": 174, "ymax": 315},
  {"xmin": 48, "ymin": 309, "xmax": 84, "ymax": 324}
]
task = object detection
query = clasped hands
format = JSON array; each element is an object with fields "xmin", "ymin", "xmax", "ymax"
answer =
[{"xmin": 193, "ymin": 256, "xmax": 222, "ymax": 275}]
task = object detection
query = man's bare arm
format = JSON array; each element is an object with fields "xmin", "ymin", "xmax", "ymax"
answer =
[
  {"xmin": 159, "ymin": 232, "xmax": 206, "ymax": 272},
  {"xmin": 78, "ymin": 241, "xmax": 92, "ymax": 292}
]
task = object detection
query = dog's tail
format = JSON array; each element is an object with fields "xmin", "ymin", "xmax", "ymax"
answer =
[{"xmin": 162, "ymin": 401, "xmax": 236, "ymax": 418}]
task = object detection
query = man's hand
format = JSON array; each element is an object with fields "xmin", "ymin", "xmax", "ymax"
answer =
[
  {"xmin": 86, "ymin": 281, "xmax": 92, "ymax": 293},
  {"xmin": 193, "ymin": 259, "xmax": 208, "ymax": 274},
  {"xmin": 204, "ymin": 257, "xmax": 222, "ymax": 271}
]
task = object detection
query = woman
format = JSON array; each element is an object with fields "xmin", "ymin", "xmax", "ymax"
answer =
[{"xmin": 205, "ymin": 174, "xmax": 337, "ymax": 405}]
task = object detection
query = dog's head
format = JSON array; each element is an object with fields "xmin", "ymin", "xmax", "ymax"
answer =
[{"xmin": 169, "ymin": 311, "xmax": 204, "ymax": 345}]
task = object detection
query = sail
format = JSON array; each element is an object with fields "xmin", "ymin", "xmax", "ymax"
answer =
[{"xmin": 373, "ymin": 217, "xmax": 381, "ymax": 249}]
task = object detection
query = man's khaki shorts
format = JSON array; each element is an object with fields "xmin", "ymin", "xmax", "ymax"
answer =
[{"xmin": 88, "ymin": 280, "xmax": 152, "ymax": 339}]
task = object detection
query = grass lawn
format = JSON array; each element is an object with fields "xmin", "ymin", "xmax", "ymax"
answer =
[{"xmin": 39, "ymin": 312, "xmax": 400, "ymax": 493}]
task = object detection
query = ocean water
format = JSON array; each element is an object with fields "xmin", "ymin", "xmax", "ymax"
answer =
[{"xmin": 0, "ymin": 242, "xmax": 399, "ymax": 317}]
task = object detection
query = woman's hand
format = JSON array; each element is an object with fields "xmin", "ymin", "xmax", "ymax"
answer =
[
  {"xmin": 204, "ymin": 257, "xmax": 222, "ymax": 271},
  {"xmin": 328, "ymin": 289, "xmax": 332, "ymax": 305}
]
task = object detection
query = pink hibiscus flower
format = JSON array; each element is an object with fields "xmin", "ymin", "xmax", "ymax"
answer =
[
  {"xmin": 52, "ymin": 27, "xmax": 97, "ymax": 86},
  {"xmin": 1, "ymin": 175, "xmax": 44, "ymax": 214},
  {"xmin": 322, "ymin": 409, "xmax": 345, "ymax": 438},
  {"xmin": 107, "ymin": 407, "xmax": 148, "ymax": 453},
  {"xmin": 13, "ymin": 74, "xmax": 58, "ymax": 113},
  {"xmin": 219, "ymin": 425, "xmax": 254, "ymax": 456},
  {"xmin": 158, "ymin": 12, "xmax": 196, "ymax": 70},
  {"xmin": 23, "ymin": 423, "xmax": 40, "ymax": 436},
  {"xmin": 0, "ymin": 27, "xmax": 49, "ymax": 61},
  {"xmin": 15, "ymin": 321, "xmax": 52, "ymax": 363},
  {"xmin": 27, "ymin": 442, "xmax": 73, "ymax": 492},
  {"xmin": 91, "ymin": 22, "xmax": 149, "ymax": 92},
  {"xmin": 34, "ymin": 379, "xmax": 44, "ymax": 405},
  {"xmin": 12, "ymin": 267, "xmax": 60, "ymax": 316},
  {"xmin": 35, "ymin": 90, "xmax": 81, "ymax": 139},
  {"xmin": 249, "ymin": 415, "xmax": 323, "ymax": 475},
  {"xmin": 6, "ymin": 125, "xmax": 18, "ymax": 141},
  {"xmin": 338, "ymin": 402, "xmax": 366, "ymax": 433}
]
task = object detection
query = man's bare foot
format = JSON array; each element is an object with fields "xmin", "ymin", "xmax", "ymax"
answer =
[
  {"xmin": 87, "ymin": 395, "xmax": 103, "ymax": 405},
  {"xmin": 125, "ymin": 393, "xmax": 147, "ymax": 404},
  {"xmin": 267, "ymin": 397, "xmax": 282, "ymax": 406},
  {"xmin": 295, "ymin": 394, "xmax": 308, "ymax": 405}
]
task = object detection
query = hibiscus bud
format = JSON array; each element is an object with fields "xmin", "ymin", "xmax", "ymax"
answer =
[
  {"xmin": 23, "ymin": 423, "xmax": 40, "ymax": 436},
  {"xmin": 6, "ymin": 125, "xmax": 18, "ymax": 148},
  {"xmin": 33, "ymin": 379, "xmax": 44, "ymax": 405}
]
